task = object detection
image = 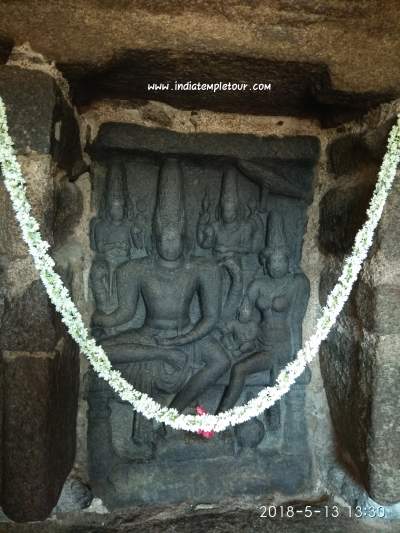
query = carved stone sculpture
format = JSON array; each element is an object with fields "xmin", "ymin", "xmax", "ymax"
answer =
[
  {"xmin": 92, "ymin": 159, "xmax": 231, "ymax": 412},
  {"xmin": 218, "ymin": 210, "xmax": 310, "ymax": 413},
  {"xmin": 90, "ymin": 161, "xmax": 144, "ymax": 320},
  {"xmin": 197, "ymin": 165, "xmax": 263, "ymax": 262},
  {"xmin": 87, "ymin": 124, "xmax": 318, "ymax": 508}
]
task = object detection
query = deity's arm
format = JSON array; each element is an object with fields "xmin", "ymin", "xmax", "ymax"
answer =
[
  {"xmin": 89, "ymin": 218, "xmax": 101, "ymax": 252},
  {"xmin": 92, "ymin": 262, "xmax": 140, "ymax": 328},
  {"xmin": 289, "ymin": 273, "xmax": 310, "ymax": 353},
  {"xmin": 221, "ymin": 258, "xmax": 243, "ymax": 319},
  {"xmin": 246, "ymin": 280, "xmax": 261, "ymax": 310}
]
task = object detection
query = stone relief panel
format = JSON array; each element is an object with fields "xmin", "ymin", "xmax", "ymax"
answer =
[{"xmin": 86, "ymin": 125, "xmax": 319, "ymax": 507}]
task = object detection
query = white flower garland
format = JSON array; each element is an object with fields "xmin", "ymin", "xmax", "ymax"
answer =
[{"xmin": 0, "ymin": 96, "xmax": 399, "ymax": 433}]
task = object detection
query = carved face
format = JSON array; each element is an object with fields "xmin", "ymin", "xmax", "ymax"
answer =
[
  {"xmin": 157, "ymin": 227, "xmax": 184, "ymax": 261},
  {"xmin": 108, "ymin": 199, "xmax": 124, "ymax": 222},
  {"xmin": 266, "ymin": 251, "xmax": 289, "ymax": 279},
  {"xmin": 221, "ymin": 198, "xmax": 238, "ymax": 224}
]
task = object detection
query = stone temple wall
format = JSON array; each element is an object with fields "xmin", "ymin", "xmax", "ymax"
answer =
[{"xmin": 0, "ymin": 51, "xmax": 399, "ymax": 522}]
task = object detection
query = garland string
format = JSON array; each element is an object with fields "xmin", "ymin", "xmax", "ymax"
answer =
[{"xmin": 0, "ymin": 95, "xmax": 399, "ymax": 433}]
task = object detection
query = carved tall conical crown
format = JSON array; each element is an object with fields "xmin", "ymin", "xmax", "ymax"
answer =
[
  {"xmin": 107, "ymin": 161, "xmax": 126, "ymax": 203},
  {"xmin": 220, "ymin": 166, "xmax": 239, "ymax": 210},
  {"xmin": 154, "ymin": 158, "xmax": 185, "ymax": 237},
  {"xmin": 266, "ymin": 210, "xmax": 289, "ymax": 254}
]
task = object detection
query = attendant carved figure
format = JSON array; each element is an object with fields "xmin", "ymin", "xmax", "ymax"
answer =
[
  {"xmin": 93, "ymin": 159, "xmax": 230, "ymax": 412},
  {"xmin": 197, "ymin": 166, "xmax": 262, "ymax": 262},
  {"xmin": 217, "ymin": 210, "xmax": 310, "ymax": 412},
  {"xmin": 90, "ymin": 161, "xmax": 144, "ymax": 313}
]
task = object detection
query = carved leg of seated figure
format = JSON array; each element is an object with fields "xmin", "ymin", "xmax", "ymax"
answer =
[
  {"xmin": 217, "ymin": 351, "xmax": 270, "ymax": 412},
  {"xmin": 170, "ymin": 336, "xmax": 231, "ymax": 412},
  {"xmin": 105, "ymin": 343, "xmax": 186, "ymax": 371}
]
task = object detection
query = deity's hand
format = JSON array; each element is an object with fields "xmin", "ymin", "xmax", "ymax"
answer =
[
  {"xmin": 155, "ymin": 335, "xmax": 191, "ymax": 347},
  {"xmin": 219, "ymin": 254, "xmax": 239, "ymax": 268}
]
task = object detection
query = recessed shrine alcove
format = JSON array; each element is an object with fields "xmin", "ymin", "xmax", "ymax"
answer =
[
  {"xmin": 0, "ymin": 3, "xmax": 400, "ymax": 529},
  {"xmin": 86, "ymin": 125, "xmax": 318, "ymax": 507}
]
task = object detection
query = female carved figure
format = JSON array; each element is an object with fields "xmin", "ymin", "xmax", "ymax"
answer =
[{"xmin": 217, "ymin": 210, "xmax": 310, "ymax": 413}]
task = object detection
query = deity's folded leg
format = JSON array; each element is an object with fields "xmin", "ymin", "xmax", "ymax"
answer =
[{"xmin": 104, "ymin": 342, "xmax": 186, "ymax": 371}]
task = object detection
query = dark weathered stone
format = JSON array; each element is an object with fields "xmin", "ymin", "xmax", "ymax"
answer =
[
  {"xmin": 1, "ymin": 500, "xmax": 397, "ymax": 532},
  {"xmin": 357, "ymin": 284, "xmax": 400, "ymax": 335},
  {"xmin": 0, "ymin": 66, "xmax": 84, "ymax": 175},
  {"xmin": 319, "ymin": 146, "xmax": 400, "ymax": 505},
  {"xmin": 0, "ymin": 281, "xmax": 57, "ymax": 353},
  {"xmin": 59, "ymin": 50, "xmax": 395, "ymax": 126},
  {"xmin": 54, "ymin": 478, "xmax": 92, "ymax": 513},
  {"xmin": 92, "ymin": 122, "xmax": 320, "ymax": 163},
  {"xmin": 0, "ymin": 65, "xmax": 82, "ymax": 523},
  {"xmin": 87, "ymin": 127, "xmax": 314, "ymax": 508},
  {"xmin": 0, "ymin": 36, "xmax": 12, "ymax": 64},
  {"xmin": 327, "ymin": 135, "xmax": 375, "ymax": 177},
  {"xmin": 319, "ymin": 179, "xmax": 374, "ymax": 256},
  {"xmin": 1, "ymin": 341, "xmax": 79, "ymax": 522},
  {"xmin": 1, "ymin": 0, "xmax": 400, "ymax": 121},
  {"xmin": 53, "ymin": 179, "xmax": 84, "ymax": 245}
]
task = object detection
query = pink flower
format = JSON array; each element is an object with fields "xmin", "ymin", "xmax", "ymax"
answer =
[{"xmin": 196, "ymin": 405, "xmax": 215, "ymax": 439}]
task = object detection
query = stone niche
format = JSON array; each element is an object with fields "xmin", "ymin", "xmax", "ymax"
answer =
[{"xmin": 86, "ymin": 124, "xmax": 319, "ymax": 508}]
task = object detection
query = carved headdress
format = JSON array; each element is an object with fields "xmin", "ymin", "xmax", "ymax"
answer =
[
  {"xmin": 217, "ymin": 165, "xmax": 244, "ymax": 220},
  {"xmin": 263, "ymin": 210, "xmax": 290, "ymax": 258},
  {"xmin": 101, "ymin": 160, "xmax": 133, "ymax": 220},
  {"xmin": 153, "ymin": 158, "xmax": 186, "ymax": 238}
]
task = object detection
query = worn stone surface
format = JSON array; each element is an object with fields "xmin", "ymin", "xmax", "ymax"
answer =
[
  {"xmin": 327, "ymin": 135, "xmax": 376, "ymax": 178},
  {"xmin": 319, "ymin": 176, "xmax": 375, "ymax": 256},
  {"xmin": 0, "ymin": 35, "xmax": 12, "ymax": 64},
  {"xmin": 1, "ymin": 343, "xmax": 79, "ymax": 522},
  {"xmin": 0, "ymin": 65, "xmax": 82, "ymax": 522},
  {"xmin": 0, "ymin": 281, "xmax": 57, "ymax": 352},
  {"xmin": 1, "ymin": 501, "xmax": 398, "ymax": 532},
  {"xmin": 93, "ymin": 122, "xmax": 320, "ymax": 164},
  {"xmin": 53, "ymin": 477, "xmax": 92, "ymax": 514},
  {"xmin": 319, "ymin": 118, "xmax": 400, "ymax": 504},
  {"xmin": 0, "ymin": 1, "xmax": 399, "ymax": 123},
  {"xmin": 0, "ymin": 65, "xmax": 84, "ymax": 175}
]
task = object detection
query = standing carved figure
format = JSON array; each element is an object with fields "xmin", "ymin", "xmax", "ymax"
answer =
[
  {"xmin": 90, "ymin": 161, "xmax": 144, "ymax": 315},
  {"xmin": 93, "ymin": 159, "xmax": 230, "ymax": 412},
  {"xmin": 217, "ymin": 210, "xmax": 310, "ymax": 413}
]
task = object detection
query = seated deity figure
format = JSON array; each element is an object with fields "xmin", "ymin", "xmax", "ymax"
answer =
[
  {"xmin": 197, "ymin": 165, "xmax": 262, "ymax": 263},
  {"xmin": 93, "ymin": 158, "xmax": 231, "ymax": 413},
  {"xmin": 217, "ymin": 210, "xmax": 310, "ymax": 413},
  {"xmin": 90, "ymin": 161, "xmax": 145, "ymax": 313}
]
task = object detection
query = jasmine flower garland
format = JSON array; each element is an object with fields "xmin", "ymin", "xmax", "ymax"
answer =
[{"xmin": 0, "ymin": 95, "xmax": 399, "ymax": 433}]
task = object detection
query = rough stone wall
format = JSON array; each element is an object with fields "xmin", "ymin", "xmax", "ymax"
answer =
[
  {"xmin": 1, "ymin": 48, "xmax": 400, "ymax": 521},
  {"xmin": 0, "ymin": 64, "xmax": 84, "ymax": 521},
  {"xmin": 318, "ymin": 100, "xmax": 400, "ymax": 505}
]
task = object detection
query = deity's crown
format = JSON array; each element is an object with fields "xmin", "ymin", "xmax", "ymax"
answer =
[
  {"xmin": 265, "ymin": 210, "xmax": 289, "ymax": 255},
  {"xmin": 154, "ymin": 158, "xmax": 185, "ymax": 236},
  {"xmin": 220, "ymin": 165, "xmax": 240, "ymax": 208},
  {"xmin": 107, "ymin": 160, "xmax": 127, "ymax": 204}
]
